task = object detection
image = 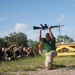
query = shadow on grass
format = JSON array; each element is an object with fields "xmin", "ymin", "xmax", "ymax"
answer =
[
  {"xmin": 67, "ymin": 65, "xmax": 75, "ymax": 69},
  {"xmin": 53, "ymin": 64, "xmax": 66, "ymax": 69},
  {"xmin": 54, "ymin": 64, "xmax": 75, "ymax": 69}
]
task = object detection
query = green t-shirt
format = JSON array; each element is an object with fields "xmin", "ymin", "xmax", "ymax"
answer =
[{"xmin": 43, "ymin": 38, "xmax": 56, "ymax": 52}]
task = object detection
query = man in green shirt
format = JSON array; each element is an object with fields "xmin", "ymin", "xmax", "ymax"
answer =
[{"xmin": 39, "ymin": 26, "xmax": 57, "ymax": 70}]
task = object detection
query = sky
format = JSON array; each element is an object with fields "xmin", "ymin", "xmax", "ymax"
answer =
[{"xmin": 0, "ymin": 0, "xmax": 75, "ymax": 41}]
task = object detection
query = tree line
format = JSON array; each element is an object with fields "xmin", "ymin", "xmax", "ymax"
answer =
[
  {"xmin": 0, "ymin": 32, "xmax": 40, "ymax": 48},
  {"xmin": 56, "ymin": 35, "xmax": 74, "ymax": 43},
  {"xmin": 0, "ymin": 32, "xmax": 75, "ymax": 48}
]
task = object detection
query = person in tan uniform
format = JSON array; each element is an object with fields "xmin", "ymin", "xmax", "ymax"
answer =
[{"xmin": 38, "ymin": 42, "xmax": 43, "ymax": 54}]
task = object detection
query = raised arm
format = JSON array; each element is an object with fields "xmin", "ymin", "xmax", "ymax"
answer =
[
  {"xmin": 48, "ymin": 26, "xmax": 55, "ymax": 40},
  {"xmin": 39, "ymin": 28, "xmax": 43, "ymax": 42}
]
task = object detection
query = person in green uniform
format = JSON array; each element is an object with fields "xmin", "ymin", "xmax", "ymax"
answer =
[{"xmin": 39, "ymin": 26, "xmax": 57, "ymax": 70}]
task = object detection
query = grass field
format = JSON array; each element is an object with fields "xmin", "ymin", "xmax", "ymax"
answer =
[{"xmin": 0, "ymin": 51, "xmax": 75, "ymax": 75}]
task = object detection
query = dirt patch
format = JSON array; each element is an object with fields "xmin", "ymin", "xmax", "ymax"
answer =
[
  {"xmin": 26, "ymin": 65, "xmax": 75, "ymax": 75},
  {"xmin": 27, "ymin": 68, "xmax": 75, "ymax": 75},
  {"xmin": 4, "ymin": 68, "xmax": 75, "ymax": 75}
]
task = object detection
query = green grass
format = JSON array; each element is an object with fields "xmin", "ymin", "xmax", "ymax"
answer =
[
  {"xmin": 0, "ymin": 56, "xmax": 45, "ymax": 72},
  {"xmin": 54, "ymin": 56, "xmax": 75, "ymax": 69},
  {"xmin": 0, "ymin": 52, "xmax": 75, "ymax": 75}
]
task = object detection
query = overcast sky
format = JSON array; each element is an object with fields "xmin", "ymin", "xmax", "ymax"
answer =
[{"xmin": 0, "ymin": 0, "xmax": 75, "ymax": 41}]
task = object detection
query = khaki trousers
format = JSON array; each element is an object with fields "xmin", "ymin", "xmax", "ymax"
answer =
[{"xmin": 45, "ymin": 50, "xmax": 57, "ymax": 67}]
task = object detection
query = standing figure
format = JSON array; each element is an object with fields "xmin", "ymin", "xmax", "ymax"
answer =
[{"xmin": 38, "ymin": 42, "xmax": 43, "ymax": 54}]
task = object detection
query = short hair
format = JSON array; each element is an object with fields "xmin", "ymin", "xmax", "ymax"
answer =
[{"xmin": 46, "ymin": 33, "xmax": 49, "ymax": 36}]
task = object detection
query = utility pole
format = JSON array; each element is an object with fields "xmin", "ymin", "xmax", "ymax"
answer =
[
  {"xmin": 58, "ymin": 23, "xmax": 65, "ymax": 43},
  {"xmin": 58, "ymin": 23, "xmax": 64, "ymax": 35}
]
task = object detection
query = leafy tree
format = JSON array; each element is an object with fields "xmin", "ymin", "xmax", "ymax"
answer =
[
  {"xmin": 63, "ymin": 35, "xmax": 74, "ymax": 43},
  {"xmin": 4, "ymin": 32, "xmax": 28, "ymax": 47},
  {"xmin": 56, "ymin": 35, "xmax": 63, "ymax": 43},
  {"xmin": 27, "ymin": 39, "xmax": 33, "ymax": 46},
  {"xmin": 0, "ymin": 38, "xmax": 8, "ymax": 47},
  {"xmin": 31, "ymin": 41, "xmax": 39, "ymax": 48},
  {"xmin": 56, "ymin": 35, "xmax": 74, "ymax": 43},
  {"xmin": 0, "ymin": 38, "xmax": 4, "ymax": 47}
]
